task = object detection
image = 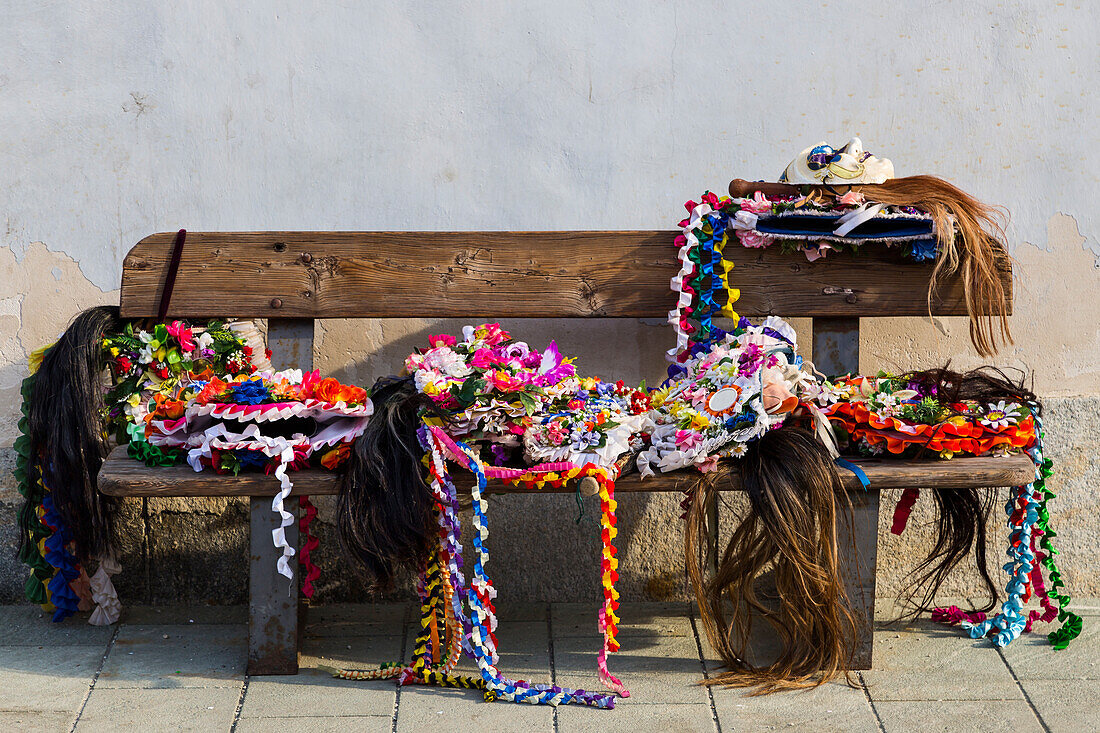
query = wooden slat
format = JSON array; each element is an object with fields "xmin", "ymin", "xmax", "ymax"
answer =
[
  {"xmin": 98, "ymin": 446, "xmax": 1037, "ymax": 498},
  {"xmin": 119, "ymin": 231, "xmax": 1011, "ymax": 319}
]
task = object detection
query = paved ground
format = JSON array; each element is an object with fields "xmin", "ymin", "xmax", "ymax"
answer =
[{"xmin": 0, "ymin": 599, "xmax": 1096, "ymax": 732}]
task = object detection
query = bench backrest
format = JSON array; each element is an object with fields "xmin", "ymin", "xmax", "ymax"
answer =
[{"xmin": 119, "ymin": 231, "xmax": 1012, "ymax": 375}]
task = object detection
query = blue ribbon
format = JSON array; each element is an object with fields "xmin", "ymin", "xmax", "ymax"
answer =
[{"xmin": 834, "ymin": 458, "xmax": 870, "ymax": 491}]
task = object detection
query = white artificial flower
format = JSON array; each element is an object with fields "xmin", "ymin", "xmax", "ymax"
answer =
[
  {"xmin": 980, "ymin": 401, "xmax": 1021, "ymax": 430},
  {"xmin": 424, "ymin": 347, "xmax": 472, "ymax": 378},
  {"xmin": 816, "ymin": 382, "xmax": 843, "ymax": 406}
]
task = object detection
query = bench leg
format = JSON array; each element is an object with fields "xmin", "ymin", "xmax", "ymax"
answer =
[
  {"xmin": 840, "ymin": 489, "xmax": 879, "ymax": 670},
  {"xmin": 248, "ymin": 496, "xmax": 299, "ymax": 675}
]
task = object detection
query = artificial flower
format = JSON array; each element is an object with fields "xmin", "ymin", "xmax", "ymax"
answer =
[
  {"xmin": 980, "ymin": 401, "xmax": 1021, "ymax": 430},
  {"xmin": 738, "ymin": 191, "xmax": 773, "ymax": 214},
  {"xmin": 736, "ymin": 229, "xmax": 774, "ymax": 249},
  {"xmin": 167, "ymin": 321, "xmax": 196, "ymax": 352},
  {"xmin": 428, "ymin": 333, "xmax": 457, "ymax": 348}
]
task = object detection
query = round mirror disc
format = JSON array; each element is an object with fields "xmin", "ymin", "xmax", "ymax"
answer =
[{"xmin": 707, "ymin": 387, "xmax": 739, "ymax": 413}]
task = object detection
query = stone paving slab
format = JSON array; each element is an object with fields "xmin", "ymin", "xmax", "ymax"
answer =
[
  {"xmin": 302, "ymin": 602, "xmax": 411, "ymax": 639},
  {"xmin": 1020, "ymin": 678, "xmax": 1100, "ymax": 730},
  {"xmin": 120, "ymin": 605, "xmax": 247, "ymax": 625},
  {"xmin": 1000, "ymin": 607, "xmax": 1100, "ymax": 680},
  {"xmin": 0, "ymin": 605, "xmax": 116, "ymax": 646},
  {"xmin": 555, "ymin": 634, "xmax": 709, "ymax": 704},
  {"xmin": 238, "ymin": 634, "xmax": 403, "ymax": 719},
  {"xmin": 0, "ymin": 709, "xmax": 76, "ymax": 733},
  {"xmin": 236, "ymin": 715, "xmax": 393, "ymax": 732},
  {"xmin": 97, "ymin": 624, "xmax": 245, "ymax": 688},
  {"xmin": 4, "ymin": 600, "xmax": 1094, "ymax": 730},
  {"xmin": 712, "ymin": 680, "xmax": 879, "ymax": 733},
  {"xmin": 557, "ymin": 701, "xmax": 713, "ymax": 732},
  {"xmin": 396, "ymin": 685, "xmax": 553, "ymax": 732},
  {"xmin": 873, "ymin": 699, "xmax": 1042, "ymax": 733},
  {"xmin": 242, "ymin": 669, "xmax": 398, "ymax": 719},
  {"xmin": 862, "ymin": 622, "xmax": 1023, "ymax": 701},
  {"xmin": 551, "ymin": 602, "xmax": 692, "ymax": 638},
  {"xmin": 0, "ymin": 644, "xmax": 105, "ymax": 712},
  {"xmin": 75, "ymin": 686, "xmax": 242, "ymax": 732}
]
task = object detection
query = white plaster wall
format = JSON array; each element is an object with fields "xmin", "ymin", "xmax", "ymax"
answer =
[{"xmin": 1, "ymin": 1, "xmax": 1097, "ymax": 602}]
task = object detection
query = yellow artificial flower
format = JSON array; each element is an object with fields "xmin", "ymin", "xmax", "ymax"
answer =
[{"xmin": 690, "ymin": 412, "xmax": 710, "ymax": 430}]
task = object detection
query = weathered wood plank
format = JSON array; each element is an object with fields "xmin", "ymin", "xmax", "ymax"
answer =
[
  {"xmin": 119, "ymin": 231, "xmax": 1010, "ymax": 319},
  {"xmin": 247, "ymin": 318, "xmax": 311, "ymax": 675},
  {"xmin": 841, "ymin": 490, "xmax": 879, "ymax": 669},
  {"xmin": 99, "ymin": 447, "xmax": 1037, "ymax": 497},
  {"xmin": 248, "ymin": 496, "xmax": 298, "ymax": 675}
]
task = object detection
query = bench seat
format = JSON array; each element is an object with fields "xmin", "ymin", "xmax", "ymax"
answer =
[{"xmin": 99, "ymin": 445, "xmax": 1037, "ymax": 497}]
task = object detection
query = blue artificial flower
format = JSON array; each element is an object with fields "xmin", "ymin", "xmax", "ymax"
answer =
[
  {"xmin": 909, "ymin": 239, "xmax": 937, "ymax": 262},
  {"xmin": 235, "ymin": 450, "xmax": 270, "ymax": 470},
  {"xmin": 230, "ymin": 378, "xmax": 271, "ymax": 405}
]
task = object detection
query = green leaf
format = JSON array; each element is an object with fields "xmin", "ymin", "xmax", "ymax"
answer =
[{"xmin": 517, "ymin": 392, "xmax": 539, "ymax": 416}]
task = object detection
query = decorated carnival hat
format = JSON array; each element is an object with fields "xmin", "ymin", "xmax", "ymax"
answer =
[
  {"xmin": 146, "ymin": 369, "xmax": 372, "ymax": 474},
  {"xmin": 778, "ymin": 137, "xmax": 894, "ymax": 186}
]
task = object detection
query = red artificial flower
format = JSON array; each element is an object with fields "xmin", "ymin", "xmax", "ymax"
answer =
[{"xmin": 428, "ymin": 333, "xmax": 457, "ymax": 348}]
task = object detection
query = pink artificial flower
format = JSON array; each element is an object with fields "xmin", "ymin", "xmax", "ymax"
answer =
[
  {"xmin": 675, "ymin": 429, "xmax": 703, "ymax": 451},
  {"xmin": 697, "ymin": 455, "xmax": 720, "ymax": 473},
  {"xmin": 837, "ymin": 191, "xmax": 865, "ymax": 206},
  {"xmin": 736, "ymin": 230, "xmax": 774, "ymax": 249},
  {"xmin": 546, "ymin": 362, "xmax": 576, "ymax": 383},
  {"xmin": 428, "ymin": 333, "xmax": 456, "ymax": 348},
  {"xmin": 474, "ymin": 323, "xmax": 509, "ymax": 346},
  {"xmin": 167, "ymin": 321, "xmax": 195, "ymax": 352},
  {"xmin": 501, "ymin": 342, "xmax": 531, "ymax": 367},
  {"xmin": 738, "ymin": 191, "xmax": 772, "ymax": 214},
  {"xmin": 700, "ymin": 191, "xmax": 720, "ymax": 207},
  {"xmin": 489, "ymin": 369, "xmax": 527, "ymax": 392},
  {"xmin": 299, "ymin": 369, "xmax": 322, "ymax": 399},
  {"xmin": 546, "ymin": 423, "xmax": 565, "ymax": 445},
  {"xmin": 469, "ymin": 348, "xmax": 496, "ymax": 369},
  {"xmin": 804, "ymin": 242, "xmax": 834, "ymax": 262}
]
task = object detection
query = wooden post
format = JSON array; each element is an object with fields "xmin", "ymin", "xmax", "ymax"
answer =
[
  {"xmin": 247, "ymin": 318, "xmax": 313, "ymax": 675},
  {"xmin": 813, "ymin": 316, "xmax": 877, "ymax": 669}
]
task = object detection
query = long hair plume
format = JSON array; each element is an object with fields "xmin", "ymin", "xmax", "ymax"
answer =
[
  {"xmin": 731, "ymin": 175, "xmax": 1014, "ymax": 357},
  {"xmin": 686, "ymin": 428, "xmax": 857, "ymax": 693},
  {"xmin": 866, "ymin": 176, "xmax": 1013, "ymax": 358},
  {"xmin": 894, "ymin": 365, "xmax": 1038, "ymax": 615},
  {"xmin": 19, "ymin": 305, "xmax": 122, "ymax": 563},
  {"xmin": 336, "ymin": 375, "xmax": 440, "ymax": 591}
]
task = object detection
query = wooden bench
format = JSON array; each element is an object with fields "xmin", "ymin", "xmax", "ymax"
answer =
[{"xmin": 97, "ymin": 230, "xmax": 1032, "ymax": 675}]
